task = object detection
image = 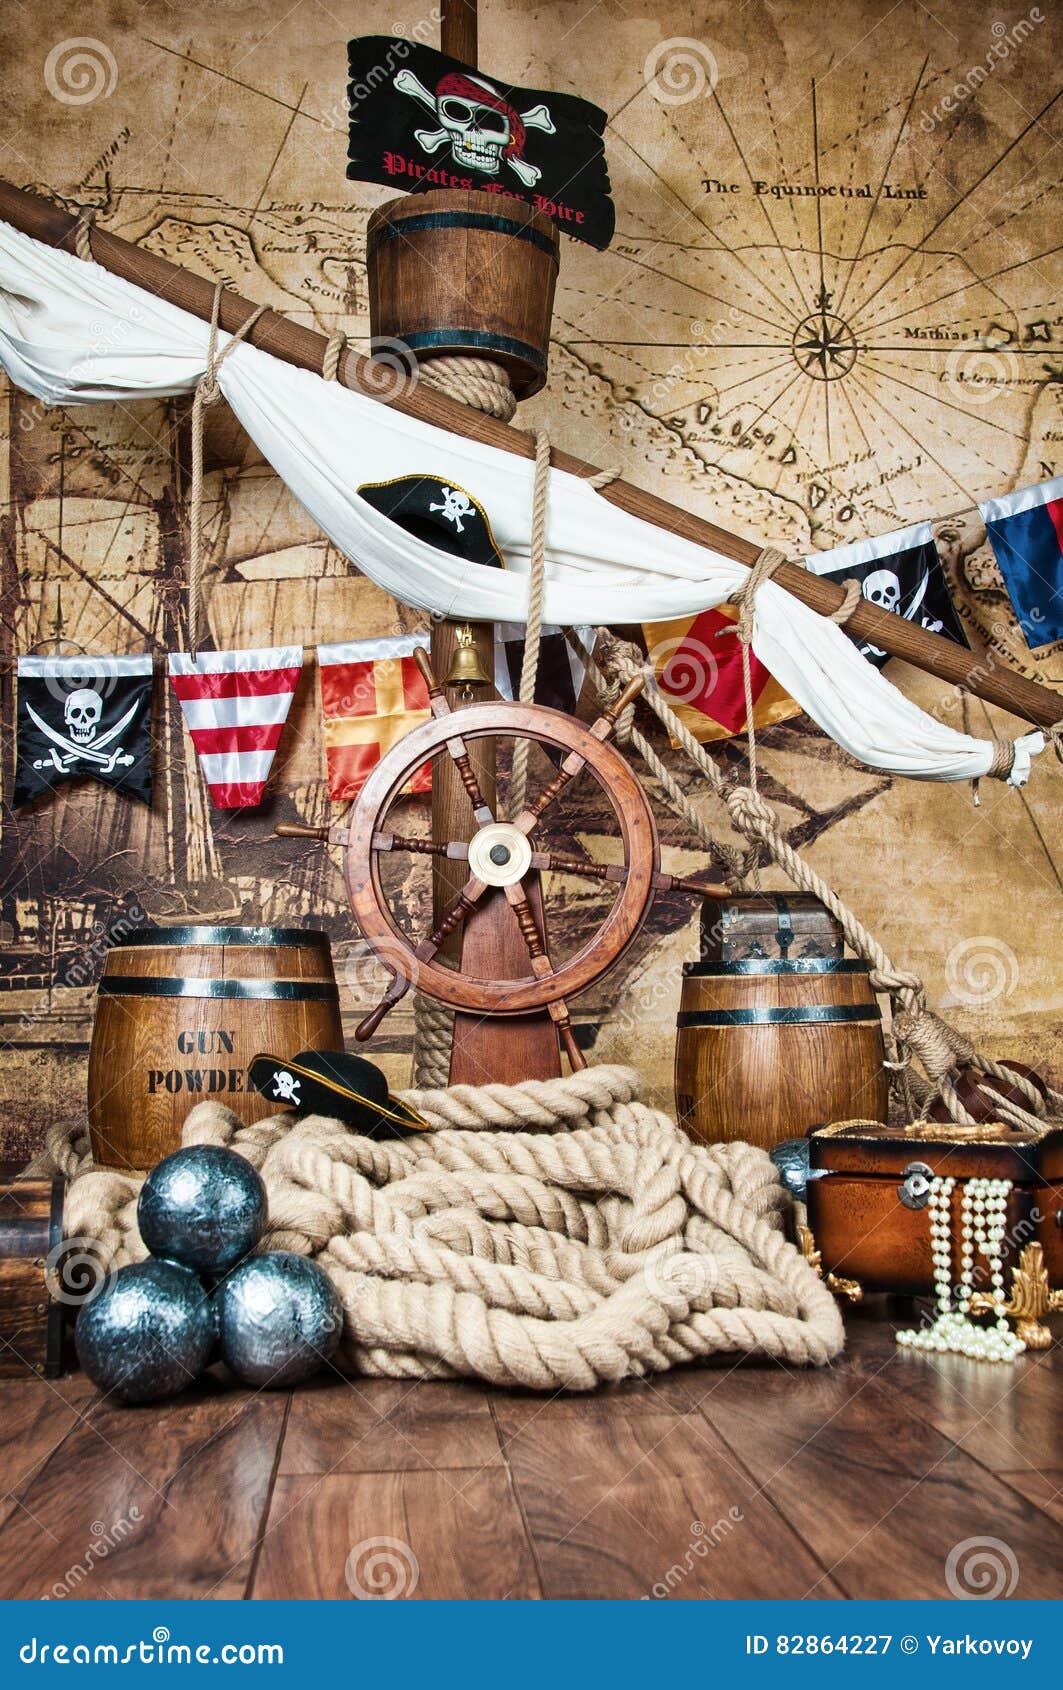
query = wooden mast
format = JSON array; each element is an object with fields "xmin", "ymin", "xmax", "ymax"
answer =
[
  {"xmin": 0, "ymin": 176, "xmax": 1058, "ymax": 729},
  {"xmin": 425, "ymin": 0, "xmax": 562, "ymax": 1085}
]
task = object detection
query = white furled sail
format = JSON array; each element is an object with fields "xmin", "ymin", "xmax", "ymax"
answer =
[{"xmin": 0, "ymin": 220, "xmax": 1042, "ymax": 787}]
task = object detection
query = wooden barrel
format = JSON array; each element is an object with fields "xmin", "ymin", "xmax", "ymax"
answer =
[
  {"xmin": 0, "ymin": 1166, "xmax": 64, "ymax": 1378},
  {"xmin": 367, "ymin": 188, "xmax": 560, "ymax": 397},
  {"xmin": 88, "ymin": 925, "xmax": 344, "ymax": 1171},
  {"xmin": 674, "ymin": 957, "xmax": 889, "ymax": 1150}
]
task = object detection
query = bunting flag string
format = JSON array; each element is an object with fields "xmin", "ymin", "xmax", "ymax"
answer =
[
  {"xmin": 493, "ymin": 623, "xmax": 594, "ymax": 715},
  {"xmin": 643, "ymin": 607, "xmax": 801, "ymax": 746},
  {"xmin": 804, "ymin": 520, "xmax": 967, "ymax": 667},
  {"xmin": 15, "ymin": 654, "xmax": 154, "ymax": 807},
  {"xmin": 980, "ymin": 474, "xmax": 1063, "ymax": 650},
  {"xmin": 168, "ymin": 646, "xmax": 302, "ymax": 810},
  {"xmin": 318, "ymin": 634, "xmax": 432, "ymax": 802}
]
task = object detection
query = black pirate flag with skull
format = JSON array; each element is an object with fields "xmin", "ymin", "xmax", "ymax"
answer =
[
  {"xmin": 15, "ymin": 654, "xmax": 154, "ymax": 807},
  {"xmin": 805, "ymin": 521, "xmax": 967, "ymax": 669},
  {"xmin": 347, "ymin": 37, "xmax": 614, "ymax": 250}
]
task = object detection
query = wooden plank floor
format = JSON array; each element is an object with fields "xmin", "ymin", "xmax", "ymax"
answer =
[{"xmin": 0, "ymin": 1309, "xmax": 1059, "ymax": 1600}]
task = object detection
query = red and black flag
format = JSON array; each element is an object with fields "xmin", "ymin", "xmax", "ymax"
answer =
[{"xmin": 347, "ymin": 37, "xmax": 614, "ymax": 249}]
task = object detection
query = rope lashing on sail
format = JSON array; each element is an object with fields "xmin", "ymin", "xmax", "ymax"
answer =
[
  {"xmin": 50, "ymin": 1066, "xmax": 845, "ymax": 1387},
  {"xmin": 72, "ymin": 207, "xmax": 96, "ymax": 263},
  {"xmin": 187, "ymin": 284, "xmax": 268, "ymax": 656},
  {"xmin": 321, "ymin": 330, "xmax": 347, "ymax": 383}
]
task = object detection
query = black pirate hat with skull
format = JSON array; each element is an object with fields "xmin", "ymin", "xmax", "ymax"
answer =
[
  {"xmin": 248, "ymin": 1049, "xmax": 431, "ymax": 1135},
  {"xmin": 357, "ymin": 474, "xmax": 505, "ymax": 570},
  {"xmin": 15, "ymin": 654, "xmax": 154, "ymax": 807}
]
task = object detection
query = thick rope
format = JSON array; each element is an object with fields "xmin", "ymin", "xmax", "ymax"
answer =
[
  {"xmin": 321, "ymin": 330, "xmax": 346, "ymax": 383},
  {"xmin": 509, "ymin": 428, "xmax": 551, "ymax": 815},
  {"xmin": 187, "ymin": 285, "xmax": 268, "ymax": 656},
  {"xmin": 582, "ymin": 630, "xmax": 1059, "ymax": 1124},
  {"xmin": 73, "ymin": 208, "xmax": 96, "ymax": 263},
  {"xmin": 52, "ymin": 1065, "xmax": 844, "ymax": 1388},
  {"xmin": 827, "ymin": 576, "xmax": 864, "ymax": 626},
  {"xmin": 419, "ymin": 354, "xmax": 518, "ymax": 422},
  {"xmin": 412, "ymin": 993, "xmax": 454, "ymax": 1089}
]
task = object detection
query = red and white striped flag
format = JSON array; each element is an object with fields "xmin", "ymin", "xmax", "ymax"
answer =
[{"xmin": 168, "ymin": 646, "xmax": 303, "ymax": 809}]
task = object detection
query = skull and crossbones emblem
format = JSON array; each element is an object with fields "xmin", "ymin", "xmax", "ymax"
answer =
[
  {"xmin": 429, "ymin": 486, "xmax": 475, "ymax": 532},
  {"xmin": 394, "ymin": 68, "xmax": 555, "ymax": 185},
  {"xmin": 858, "ymin": 566, "xmax": 933, "ymax": 661},
  {"xmin": 271, "ymin": 1069, "xmax": 301, "ymax": 1104},
  {"xmin": 29, "ymin": 686, "xmax": 139, "ymax": 775}
]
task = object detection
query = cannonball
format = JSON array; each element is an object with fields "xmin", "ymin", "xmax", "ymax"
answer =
[
  {"xmin": 215, "ymin": 1253, "xmax": 342, "ymax": 1388},
  {"xmin": 75, "ymin": 1259, "xmax": 215, "ymax": 1403},
  {"xmin": 138, "ymin": 1145, "xmax": 266, "ymax": 1275}
]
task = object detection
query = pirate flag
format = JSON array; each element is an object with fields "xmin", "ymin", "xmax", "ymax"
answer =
[
  {"xmin": 347, "ymin": 37, "xmax": 614, "ymax": 250},
  {"xmin": 804, "ymin": 521, "xmax": 967, "ymax": 669},
  {"xmin": 15, "ymin": 654, "xmax": 154, "ymax": 807}
]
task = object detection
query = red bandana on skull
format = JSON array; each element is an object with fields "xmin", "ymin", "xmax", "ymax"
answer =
[{"xmin": 434, "ymin": 73, "xmax": 526, "ymax": 161}]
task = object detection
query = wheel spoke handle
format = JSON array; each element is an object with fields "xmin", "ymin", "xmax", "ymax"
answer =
[
  {"xmin": 514, "ymin": 680, "xmax": 641, "ymax": 832},
  {"xmin": 447, "ymin": 737, "xmax": 494, "ymax": 826},
  {"xmin": 418, "ymin": 876, "xmax": 490, "ymax": 960},
  {"xmin": 373, "ymin": 831, "xmax": 469, "ymax": 862},
  {"xmin": 532, "ymin": 850, "xmax": 627, "ymax": 885},
  {"xmin": 355, "ymin": 972, "xmax": 411, "ymax": 1041}
]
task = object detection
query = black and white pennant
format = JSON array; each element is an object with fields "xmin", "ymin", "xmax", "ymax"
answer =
[
  {"xmin": 805, "ymin": 521, "xmax": 967, "ymax": 668},
  {"xmin": 15, "ymin": 654, "xmax": 154, "ymax": 807}
]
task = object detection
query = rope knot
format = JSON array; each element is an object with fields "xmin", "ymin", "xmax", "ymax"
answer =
[{"xmin": 724, "ymin": 782, "xmax": 777, "ymax": 839}]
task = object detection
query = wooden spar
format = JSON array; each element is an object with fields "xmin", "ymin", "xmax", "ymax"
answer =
[{"xmin": 0, "ymin": 176, "xmax": 1059, "ymax": 730}]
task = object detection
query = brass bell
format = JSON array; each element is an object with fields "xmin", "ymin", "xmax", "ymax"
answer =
[{"xmin": 444, "ymin": 623, "xmax": 492, "ymax": 691}]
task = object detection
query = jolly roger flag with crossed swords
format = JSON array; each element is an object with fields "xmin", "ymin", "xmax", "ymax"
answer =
[
  {"xmin": 15, "ymin": 654, "xmax": 154, "ymax": 807},
  {"xmin": 803, "ymin": 520, "xmax": 967, "ymax": 669},
  {"xmin": 347, "ymin": 37, "xmax": 614, "ymax": 250}
]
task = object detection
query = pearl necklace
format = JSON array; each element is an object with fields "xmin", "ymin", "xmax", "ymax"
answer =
[{"xmin": 895, "ymin": 1175, "xmax": 1024, "ymax": 1363}]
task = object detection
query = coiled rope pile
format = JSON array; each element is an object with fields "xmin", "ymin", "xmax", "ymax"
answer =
[{"xmin": 50, "ymin": 1066, "xmax": 843, "ymax": 1390}]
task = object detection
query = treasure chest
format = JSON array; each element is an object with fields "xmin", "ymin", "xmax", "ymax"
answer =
[
  {"xmin": 0, "ymin": 1166, "xmax": 65, "ymax": 1378},
  {"xmin": 701, "ymin": 892, "xmax": 844, "ymax": 964},
  {"xmin": 803, "ymin": 1119, "xmax": 1063, "ymax": 1347}
]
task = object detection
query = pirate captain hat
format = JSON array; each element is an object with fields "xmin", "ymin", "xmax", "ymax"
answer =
[
  {"xmin": 248, "ymin": 1049, "xmax": 432, "ymax": 1135},
  {"xmin": 357, "ymin": 475, "xmax": 504, "ymax": 570}
]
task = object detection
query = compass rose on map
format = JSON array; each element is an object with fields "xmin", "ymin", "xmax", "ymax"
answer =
[
  {"xmin": 792, "ymin": 290, "xmax": 858, "ymax": 382},
  {"xmin": 569, "ymin": 41, "xmax": 1062, "ymax": 551}
]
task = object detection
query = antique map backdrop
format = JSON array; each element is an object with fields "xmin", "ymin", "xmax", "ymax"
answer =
[{"xmin": 0, "ymin": 0, "xmax": 1060, "ymax": 1154}]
